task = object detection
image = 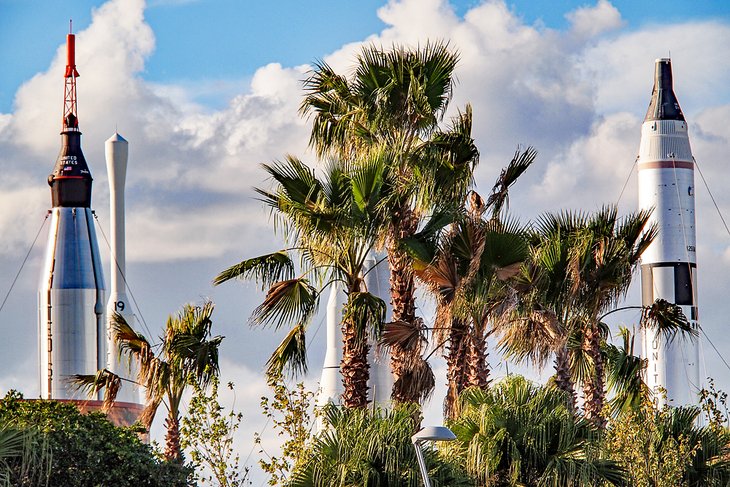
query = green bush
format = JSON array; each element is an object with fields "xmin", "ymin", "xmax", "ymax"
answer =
[{"xmin": 0, "ymin": 391, "xmax": 191, "ymax": 487}]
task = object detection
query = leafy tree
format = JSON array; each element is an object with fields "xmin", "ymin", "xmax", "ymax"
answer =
[
  {"xmin": 447, "ymin": 376, "xmax": 626, "ymax": 486},
  {"xmin": 180, "ymin": 376, "xmax": 249, "ymax": 486},
  {"xmin": 216, "ymin": 156, "xmax": 388, "ymax": 408},
  {"xmin": 289, "ymin": 404, "xmax": 471, "ymax": 487},
  {"xmin": 605, "ymin": 403, "xmax": 730, "ymax": 486},
  {"xmin": 0, "ymin": 391, "xmax": 190, "ymax": 486},
  {"xmin": 72, "ymin": 301, "xmax": 223, "ymax": 462},
  {"xmin": 256, "ymin": 373, "xmax": 314, "ymax": 486},
  {"xmin": 301, "ymin": 42, "xmax": 479, "ymax": 404}
]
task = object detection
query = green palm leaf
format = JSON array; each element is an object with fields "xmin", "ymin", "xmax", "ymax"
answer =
[{"xmin": 251, "ymin": 278, "xmax": 318, "ymax": 330}]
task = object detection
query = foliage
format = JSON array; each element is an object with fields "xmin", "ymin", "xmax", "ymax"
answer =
[
  {"xmin": 256, "ymin": 374, "xmax": 314, "ymax": 486},
  {"xmin": 604, "ymin": 400, "xmax": 730, "ymax": 486},
  {"xmin": 289, "ymin": 403, "xmax": 472, "ymax": 487},
  {"xmin": 72, "ymin": 301, "xmax": 224, "ymax": 463},
  {"xmin": 0, "ymin": 390, "xmax": 190, "ymax": 487},
  {"xmin": 446, "ymin": 375, "xmax": 626, "ymax": 486},
  {"xmin": 301, "ymin": 42, "xmax": 480, "ymax": 404},
  {"xmin": 180, "ymin": 377, "xmax": 249, "ymax": 486},
  {"xmin": 0, "ymin": 421, "xmax": 49, "ymax": 487},
  {"xmin": 216, "ymin": 157, "xmax": 388, "ymax": 408}
]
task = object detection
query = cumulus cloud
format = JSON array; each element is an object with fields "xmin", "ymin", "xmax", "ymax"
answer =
[
  {"xmin": 3, "ymin": 2, "xmax": 730, "ymax": 483},
  {"xmin": 566, "ymin": 0, "xmax": 623, "ymax": 39}
]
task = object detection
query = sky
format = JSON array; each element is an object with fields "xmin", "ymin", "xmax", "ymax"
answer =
[{"xmin": 1, "ymin": 0, "xmax": 730, "ymax": 483}]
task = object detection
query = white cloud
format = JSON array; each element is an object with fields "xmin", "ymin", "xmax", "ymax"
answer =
[
  {"xmin": 3, "ymin": 1, "xmax": 730, "ymax": 484},
  {"xmin": 566, "ymin": 0, "xmax": 624, "ymax": 39}
]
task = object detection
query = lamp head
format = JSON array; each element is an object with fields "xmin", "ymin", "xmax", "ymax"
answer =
[{"xmin": 411, "ymin": 426, "xmax": 456, "ymax": 443}]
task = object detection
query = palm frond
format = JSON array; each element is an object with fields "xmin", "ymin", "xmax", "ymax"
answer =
[
  {"xmin": 111, "ymin": 312, "xmax": 155, "ymax": 373},
  {"xmin": 343, "ymin": 291, "xmax": 386, "ymax": 341},
  {"xmin": 251, "ymin": 278, "xmax": 318, "ymax": 330},
  {"xmin": 486, "ymin": 146, "xmax": 537, "ymax": 218},
  {"xmin": 641, "ymin": 298, "xmax": 697, "ymax": 340},
  {"xmin": 67, "ymin": 369, "xmax": 122, "ymax": 413},
  {"xmin": 265, "ymin": 322, "xmax": 308, "ymax": 379},
  {"xmin": 214, "ymin": 250, "xmax": 295, "ymax": 288}
]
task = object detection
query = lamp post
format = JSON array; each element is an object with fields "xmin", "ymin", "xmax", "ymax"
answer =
[{"xmin": 411, "ymin": 426, "xmax": 457, "ymax": 487}]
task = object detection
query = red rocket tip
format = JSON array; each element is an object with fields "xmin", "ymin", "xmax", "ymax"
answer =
[{"xmin": 65, "ymin": 33, "xmax": 79, "ymax": 78}]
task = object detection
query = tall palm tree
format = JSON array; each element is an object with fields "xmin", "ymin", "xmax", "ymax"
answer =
[
  {"xmin": 406, "ymin": 206, "xmax": 530, "ymax": 418},
  {"xmin": 71, "ymin": 301, "xmax": 223, "ymax": 462},
  {"xmin": 498, "ymin": 207, "xmax": 656, "ymax": 425},
  {"xmin": 301, "ymin": 43, "xmax": 479, "ymax": 404},
  {"xmin": 215, "ymin": 156, "xmax": 388, "ymax": 408},
  {"xmin": 447, "ymin": 375, "xmax": 626, "ymax": 486}
]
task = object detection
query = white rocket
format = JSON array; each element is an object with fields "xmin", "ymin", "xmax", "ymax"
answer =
[
  {"xmin": 316, "ymin": 251, "xmax": 394, "ymax": 411},
  {"xmin": 105, "ymin": 133, "xmax": 141, "ymax": 405},
  {"xmin": 638, "ymin": 58, "xmax": 700, "ymax": 406},
  {"xmin": 39, "ymin": 31, "xmax": 106, "ymax": 400},
  {"xmin": 363, "ymin": 252, "xmax": 394, "ymax": 405}
]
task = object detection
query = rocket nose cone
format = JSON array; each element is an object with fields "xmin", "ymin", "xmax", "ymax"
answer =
[
  {"xmin": 644, "ymin": 58, "xmax": 685, "ymax": 122},
  {"xmin": 106, "ymin": 132, "xmax": 128, "ymax": 144}
]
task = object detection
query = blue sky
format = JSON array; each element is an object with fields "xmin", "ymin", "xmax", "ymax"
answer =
[
  {"xmin": 1, "ymin": 0, "xmax": 730, "ymax": 483},
  {"xmin": 2, "ymin": 0, "xmax": 729, "ymax": 112}
]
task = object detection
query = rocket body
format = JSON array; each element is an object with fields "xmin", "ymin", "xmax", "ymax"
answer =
[
  {"xmin": 39, "ymin": 207, "xmax": 106, "ymax": 399},
  {"xmin": 105, "ymin": 133, "xmax": 141, "ymax": 404},
  {"xmin": 639, "ymin": 58, "xmax": 700, "ymax": 406},
  {"xmin": 38, "ymin": 32, "xmax": 106, "ymax": 401},
  {"xmin": 315, "ymin": 251, "xmax": 394, "ymax": 413},
  {"xmin": 363, "ymin": 252, "xmax": 394, "ymax": 405},
  {"xmin": 316, "ymin": 283, "xmax": 345, "ymax": 409}
]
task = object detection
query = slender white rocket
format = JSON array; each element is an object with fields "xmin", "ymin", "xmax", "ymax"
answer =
[
  {"xmin": 638, "ymin": 58, "xmax": 700, "ymax": 406},
  {"xmin": 105, "ymin": 132, "xmax": 141, "ymax": 405},
  {"xmin": 363, "ymin": 251, "xmax": 394, "ymax": 406},
  {"xmin": 315, "ymin": 251, "xmax": 394, "ymax": 414},
  {"xmin": 316, "ymin": 282, "xmax": 345, "ymax": 409}
]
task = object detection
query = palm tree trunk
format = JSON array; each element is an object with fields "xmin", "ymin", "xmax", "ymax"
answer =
[
  {"xmin": 466, "ymin": 330, "xmax": 490, "ymax": 390},
  {"xmin": 444, "ymin": 319, "xmax": 469, "ymax": 419},
  {"xmin": 340, "ymin": 318, "xmax": 370, "ymax": 409},
  {"xmin": 164, "ymin": 409, "xmax": 182, "ymax": 463},
  {"xmin": 554, "ymin": 344, "xmax": 577, "ymax": 411},
  {"xmin": 387, "ymin": 204, "xmax": 422, "ymax": 404},
  {"xmin": 582, "ymin": 321, "xmax": 606, "ymax": 427}
]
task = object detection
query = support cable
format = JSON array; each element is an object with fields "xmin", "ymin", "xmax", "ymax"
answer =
[
  {"xmin": 92, "ymin": 213, "xmax": 154, "ymax": 341},
  {"xmin": 0, "ymin": 214, "xmax": 49, "ymax": 316},
  {"xmin": 694, "ymin": 157, "xmax": 730, "ymax": 239},
  {"xmin": 615, "ymin": 156, "xmax": 638, "ymax": 207}
]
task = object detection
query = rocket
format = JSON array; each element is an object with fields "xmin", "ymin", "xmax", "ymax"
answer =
[
  {"xmin": 638, "ymin": 58, "xmax": 700, "ymax": 406},
  {"xmin": 363, "ymin": 251, "xmax": 394, "ymax": 405},
  {"xmin": 105, "ymin": 132, "xmax": 141, "ymax": 405},
  {"xmin": 315, "ymin": 251, "xmax": 394, "ymax": 414},
  {"xmin": 316, "ymin": 282, "xmax": 345, "ymax": 410},
  {"xmin": 39, "ymin": 31, "xmax": 106, "ymax": 400}
]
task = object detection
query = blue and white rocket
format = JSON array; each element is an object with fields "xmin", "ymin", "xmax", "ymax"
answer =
[
  {"xmin": 39, "ymin": 31, "xmax": 106, "ymax": 400},
  {"xmin": 638, "ymin": 58, "xmax": 701, "ymax": 406}
]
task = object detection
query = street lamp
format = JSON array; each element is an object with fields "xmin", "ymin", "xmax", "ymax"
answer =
[{"xmin": 411, "ymin": 426, "xmax": 457, "ymax": 487}]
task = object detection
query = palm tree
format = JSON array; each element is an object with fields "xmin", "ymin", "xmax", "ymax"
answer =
[
  {"xmin": 301, "ymin": 43, "xmax": 479, "ymax": 404},
  {"xmin": 406, "ymin": 205, "xmax": 530, "ymax": 417},
  {"xmin": 447, "ymin": 376, "xmax": 627, "ymax": 486},
  {"xmin": 288, "ymin": 404, "xmax": 471, "ymax": 487},
  {"xmin": 215, "ymin": 156, "xmax": 388, "ymax": 408},
  {"xmin": 0, "ymin": 425, "xmax": 50, "ymax": 487},
  {"xmin": 498, "ymin": 207, "xmax": 656, "ymax": 425},
  {"xmin": 71, "ymin": 301, "xmax": 223, "ymax": 462}
]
